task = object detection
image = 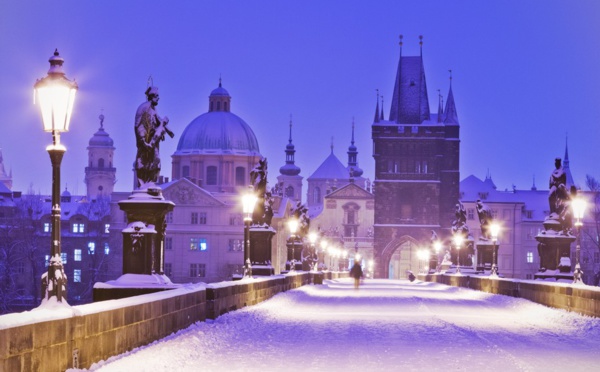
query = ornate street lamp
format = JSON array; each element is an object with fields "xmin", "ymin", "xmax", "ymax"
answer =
[
  {"xmin": 320, "ymin": 238, "xmax": 329, "ymax": 270},
  {"xmin": 453, "ymin": 234, "xmax": 464, "ymax": 275},
  {"xmin": 287, "ymin": 217, "xmax": 299, "ymax": 271},
  {"xmin": 242, "ymin": 188, "xmax": 258, "ymax": 278},
  {"xmin": 490, "ymin": 223, "xmax": 501, "ymax": 277},
  {"xmin": 572, "ymin": 197, "xmax": 586, "ymax": 284},
  {"xmin": 35, "ymin": 49, "xmax": 78, "ymax": 303}
]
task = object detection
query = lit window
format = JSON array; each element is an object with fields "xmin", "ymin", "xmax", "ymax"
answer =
[
  {"xmin": 73, "ymin": 269, "xmax": 81, "ymax": 283},
  {"xmin": 190, "ymin": 238, "xmax": 199, "ymax": 251},
  {"xmin": 526, "ymin": 251, "xmax": 534, "ymax": 263},
  {"xmin": 45, "ymin": 255, "xmax": 50, "ymax": 267},
  {"xmin": 74, "ymin": 249, "xmax": 82, "ymax": 261},
  {"xmin": 44, "ymin": 223, "xmax": 50, "ymax": 232},
  {"xmin": 190, "ymin": 238, "xmax": 207, "ymax": 251},
  {"xmin": 105, "ymin": 224, "xmax": 110, "ymax": 234},
  {"xmin": 199, "ymin": 212, "xmax": 207, "ymax": 225},
  {"xmin": 165, "ymin": 237, "xmax": 173, "ymax": 250},
  {"xmin": 199, "ymin": 238, "xmax": 207, "ymax": 251},
  {"xmin": 72, "ymin": 223, "xmax": 85, "ymax": 233},
  {"xmin": 61, "ymin": 252, "xmax": 68, "ymax": 264},
  {"xmin": 104, "ymin": 243, "xmax": 110, "ymax": 255},
  {"xmin": 88, "ymin": 242, "xmax": 96, "ymax": 255}
]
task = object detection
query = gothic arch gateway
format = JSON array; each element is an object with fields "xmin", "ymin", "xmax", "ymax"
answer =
[{"xmin": 376, "ymin": 235, "xmax": 419, "ymax": 279}]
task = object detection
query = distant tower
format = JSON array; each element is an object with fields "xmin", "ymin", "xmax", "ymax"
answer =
[
  {"xmin": 0, "ymin": 148, "xmax": 12, "ymax": 190},
  {"xmin": 371, "ymin": 36, "xmax": 460, "ymax": 278},
  {"xmin": 85, "ymin": 113, "xmax": 116, "ymax": 199},
  {"xmin": 277, "ymin": 116, "xmax": 303, "ymax": 202}
]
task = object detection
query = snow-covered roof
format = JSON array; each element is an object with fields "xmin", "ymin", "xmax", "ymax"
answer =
[{"xmin": 308, "ymin": 151, "xmax": 349, "ymax": 180}]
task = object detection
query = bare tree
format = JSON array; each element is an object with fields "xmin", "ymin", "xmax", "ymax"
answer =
[{"xmin": 584, "ymin": 174, "xmax": 600, "ymax": 285}]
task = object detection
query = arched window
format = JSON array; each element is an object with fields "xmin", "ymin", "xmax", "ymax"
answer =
[
  {"xmin": 210, "ymin": 102, "xmax": 213, "ymax": 111},
  {"xmin": 206, "ymin": 166, "xmax": 217, "ymax": 185},
  {"xmin": 182, "ymin": 165, "xmax": 190, "ymax": 178},
  {"xmin": 98, "ymin": 158, "xmax": 105, "ymax": 168},
  {"xmin": 313, "ymin": 187, "xmax": 321, "ymax": 204},
  {"xmin": 224, "ymin": 102, "xmax": 228, "ymax": 111},
  {"xmin": 285, "ymin": 186, "xmax": 294, "ymax": 198},
  {"xmin": 217, "ymin": 101, "xmax": 221, "ymax": 111},
  {"xmin": 235, "ymin": 167, "xmax": 246, "ymax": 186}
]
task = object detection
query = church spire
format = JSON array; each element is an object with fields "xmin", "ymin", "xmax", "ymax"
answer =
[
  {"xmin": 380, "ymin": 96, "xmax": 385, "ymax": 121},
  {"xmin": 279, "ymin": 115, "xmax": 301, "ymax": 176},
  {"xmin": 444, "ymin": 70, "xmax": 459, "ymax": 125},
  {"xmin": 347, "ymin": 118, "xmax": 364, "ymax": 178},
  {"xmin": 437, "ymin": 89, "xmax": 444, "ymax": 123},
  {"xmin": 563, "ymin": 134, "xmax": 575, "ymax": 188}
]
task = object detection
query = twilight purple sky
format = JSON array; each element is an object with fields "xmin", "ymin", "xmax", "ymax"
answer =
[{"xmin": 1, "ymin": 1, "xmax": 600, "ymax": 196}]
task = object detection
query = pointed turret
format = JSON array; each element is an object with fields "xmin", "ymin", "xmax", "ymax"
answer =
[
  {"xmin": 437, "ymin": 89, "xmax": 444, "ymax": 123},
  {"xmin": 347, "ymin": 118, "xmax": 364, "ymax": 177},
  {"xmin": 563, "ymin": 135, "xmax": 575, "ymax": 188},
  {"xmin": 531, "ymin": 175, "xmax": 537, "ymax": 191},
  {"xmin": 380, "ymin": 96, "xmax": 385, "ymax": 121},
  {"xmin": 374, "ymin": 90, "xmax": 380, "ymax": 123},
  {"xmin": 389, "ymin": 35, "xmax": 431, "ymax": 124},
  {"xmin": 444, "ymin": 71, "xmax": 459, "ymax": 125}
]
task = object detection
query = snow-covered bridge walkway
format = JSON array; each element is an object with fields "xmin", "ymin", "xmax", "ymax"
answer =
[{"xmin": 76, "ymin": 278, "xmax": 600, "ymax": 372}]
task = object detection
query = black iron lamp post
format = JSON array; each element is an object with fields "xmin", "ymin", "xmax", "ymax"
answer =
[
  {"xmin": 242, "ymin": 188, "xmax": 257, "ymax": 278},
  {"xmin": 453, "ymin": 234, "xmax": 464, "ymax": 275},
  {"xmin": 35, "ymin": 49, "xmax": 78, "ymax": 303},
  {"xmin": 287, "ymin": 217, "xmax": 299, "ymax": 271},
  {"xmin": 490, "ymin": 223, "xmax": 501, "ymax": 277},
  {"xmin": 572, "ymin": 197, "xmax": 586, "ymax": 284}
]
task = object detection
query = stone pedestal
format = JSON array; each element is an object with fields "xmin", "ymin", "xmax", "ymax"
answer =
[
  {"xmin": 535, "ymin": 233, "xmax": 575, "ymax": 280},
  {"xmin": 249, "ymin": 226, "xmax": 275, "ymax": 276},
  {"xmin": 119, "ymin": 187, "xmax": 175, "ymax": 275},
  {"xmin": 451, "ymin": 238, "xmax": 475, "ymax": 268},
  {"xmin": 476, "ymin": 241, "xmax": 496, "ymax": 272},
  {"xmin": 286, "ymin": 240, "xmax": 303, "ymax": 271}
]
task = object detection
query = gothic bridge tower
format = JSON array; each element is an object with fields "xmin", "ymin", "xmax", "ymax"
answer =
[{"xmin": 371, "ymin": 36, "xmax": 460, "ymax": 278}]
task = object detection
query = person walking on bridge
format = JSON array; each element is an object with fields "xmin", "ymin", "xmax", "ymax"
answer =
[{"xmin": 350, "ymin": 260, "xmax": 363, "ymax": 289}]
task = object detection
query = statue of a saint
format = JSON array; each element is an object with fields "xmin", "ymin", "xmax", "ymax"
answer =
[
  {"xmin": 476, "ymin": 199, "xmax": 493, "ymax": 239},
  {"xmin": 548, "ymin": 157, "xmax": 568, "ymax": 217},
  {"xmin": 134, "ymin": 86, "xmax": 174, "ymax": 188},
  {"xmin": 451, "ymin": 202, "xmax": 469, "ymax": 236}
]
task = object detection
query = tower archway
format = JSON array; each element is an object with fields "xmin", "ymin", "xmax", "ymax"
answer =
[{"xmin": 376, "ymin": 235, "xmax": 419, "ymax": 279}]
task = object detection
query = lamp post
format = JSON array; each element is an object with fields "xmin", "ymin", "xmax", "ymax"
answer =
[
  {"xmin": 453, "ymin": 234, "xmax": 464, "ymax": 275},
  {"xmin": 308, "ymin": 232, "xmax": 318, "ymax": 271},
  {"xmin": 433, "ymin": 241, "xmax": 442, "ymax": 273},
  {"xmin": 242, "ymin": 188, "xmax": 257, "ymax": 278},
  {"xmin": 572, "ymin": 197, "xmax": 586, "ymax": 284},
  {"xmin": 35, "ymin": 50, "xmax": 78, "ymax": 303},
  {"xmin": 287, "ymin": 217, "xmax": 299, "ymax": 271},
  {"xmin": 490, "ymin": 223, "xmax": 501, "ymax": 277}
]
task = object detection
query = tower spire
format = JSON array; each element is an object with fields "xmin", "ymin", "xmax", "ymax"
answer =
[
  {"xmin": 380, "ymin": 96, "xmax": 385, "ymax": 121},
  {"xmin": 330, "ymin": 136, "xmax": 334, "ymax": 154},
  {"xmin": 347, "ymin": 118, "xmax": 363, "ymax": 178},
  {"xmin": 374, "ymin": 89, "xmax": 380, "ymax": 123},
  {"xmin": 288, "ymin": 114, "xmax": 293, "ymax": 144},
  {"xmin": 444, "ymin": 69, "xmax": 459, "ymax": 125},
  {"xmin": 563, "ymin": 133, "xmax": 575, "ymax": 188},
  {"xmin": 279, "ymin": 114, "xmax": 301, "ymax": 177},
  {"xmin": 419, "ymin": 35, "xmax": 423, "ymax": 56},
  {"xmin": 437, "ymin": 89, "xmax": 443, "ymax": 123}
]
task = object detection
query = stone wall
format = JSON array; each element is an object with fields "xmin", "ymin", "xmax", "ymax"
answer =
[
  {"xmin": 419, "ymin": 274, "xmax": 600, "ymax": 318},
  {"xmin": 1, "ymin": 272, "xmax": 348, "ymax": 371}
]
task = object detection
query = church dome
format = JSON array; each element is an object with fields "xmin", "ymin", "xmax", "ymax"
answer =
[
  {"xmin": 88, "ymin": 114, "xmax": 114, "ymax": 147},
  {"xmin": 176, "ymin": 112, "xmax": 260, "ymax": 155},
  {"xmin": 280, "ymin": 163, "xmax": 301, "ymax": 176},
  {"xmin": 175, "ymin": 82, "xmax": 260, "ymax": 156}
]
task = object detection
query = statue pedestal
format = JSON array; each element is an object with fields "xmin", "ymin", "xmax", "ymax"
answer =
[
  {"xmin": 451, "ymin": 237, "xmax": 475, "ymax": 268},
  {"xmin": 475, "ymin": 240, "xmax": 497, "ymax": 272},
  {"xmin": 286, "ymin": 240, "xmax": 304, "ymax": 271},
  {"xmin": 535, "ymin": 228, "xmax": 575, "ymax": 281},
  {"xmin": 94, "ymin": 273, "xmax": 180, "ymax": 302},
  {"xmin": 249, "ymin": 226, "xmax": 276, "ymax": 276}
]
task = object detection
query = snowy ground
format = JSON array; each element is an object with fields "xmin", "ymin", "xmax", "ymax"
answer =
[{"xmin": 75, "ymin": 278, "xmax": 600, "ymax": 372}]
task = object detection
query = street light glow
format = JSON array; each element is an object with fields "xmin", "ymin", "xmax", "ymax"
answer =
[{"xmin": 572, "ymin": 197, "xmax": 587, "ymax": 226}]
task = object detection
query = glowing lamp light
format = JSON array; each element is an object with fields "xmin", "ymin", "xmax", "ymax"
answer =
[
  {"xmin": 572, "ymin": 197, "xmax": 586, "ymax": 226},
  {"xmin": 309, "ymin": 232, "xmax": 318, "ymax": 244},
  {"xmin": 320, "ymin": 239, "xmax": 328, "ymax": 250},
  {"xmin": 433, "ymin": 241, "xmax": 442, "ymax": 253},
  {"xmin": 242, "ymin": 189, "xmax": 258, "ymax": 221},
  {"xmin": 287, "ymin": 218, "xmax": 299, "ymax": 235},
  {"xmin": 490, "ymin": 223, "xmax": 501, "ymax": 242},
  {"xmin": 34, "ymin": 50, "xmax": 78, "ymax": 135},
  {"xmin": 453, "ymin": 234, "xmax": 464, "ymax": 248}
]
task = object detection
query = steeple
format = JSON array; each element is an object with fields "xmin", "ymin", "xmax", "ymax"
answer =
[
  {"xmin": 0, "ymin": 148, "xmax": 12, "ymax": 190},
  {"xmin": 389, "ymin": 35, "xmax": 431, "ymax": 124},
  {"xmin": 563, "ymin": 135, "xmax": 575, "ymax": 188},
  {"xmin": 444, "ymin": 70, "xmax": 459, "ymax": 125},
  {"xmin": 380, "ymin": 96, "xmax": 385, "ymax": 121},
  {"xmin": 85, "ymin": 112, "xmax": 116, "ymax": 199},
  {"xmin": 531, "ymin": 175, "xmax": 537, "ymax": 191},
  {"xmin": 347, "ymin": 118, "xmax": 363, "ymax": 177},
  {"xmin": 374, "ymin": 90, "xmax": 380, "ymax": 123},
  {"xmin": 279, "ymin": 115, "xmax": 301, "ymax": 176}
]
